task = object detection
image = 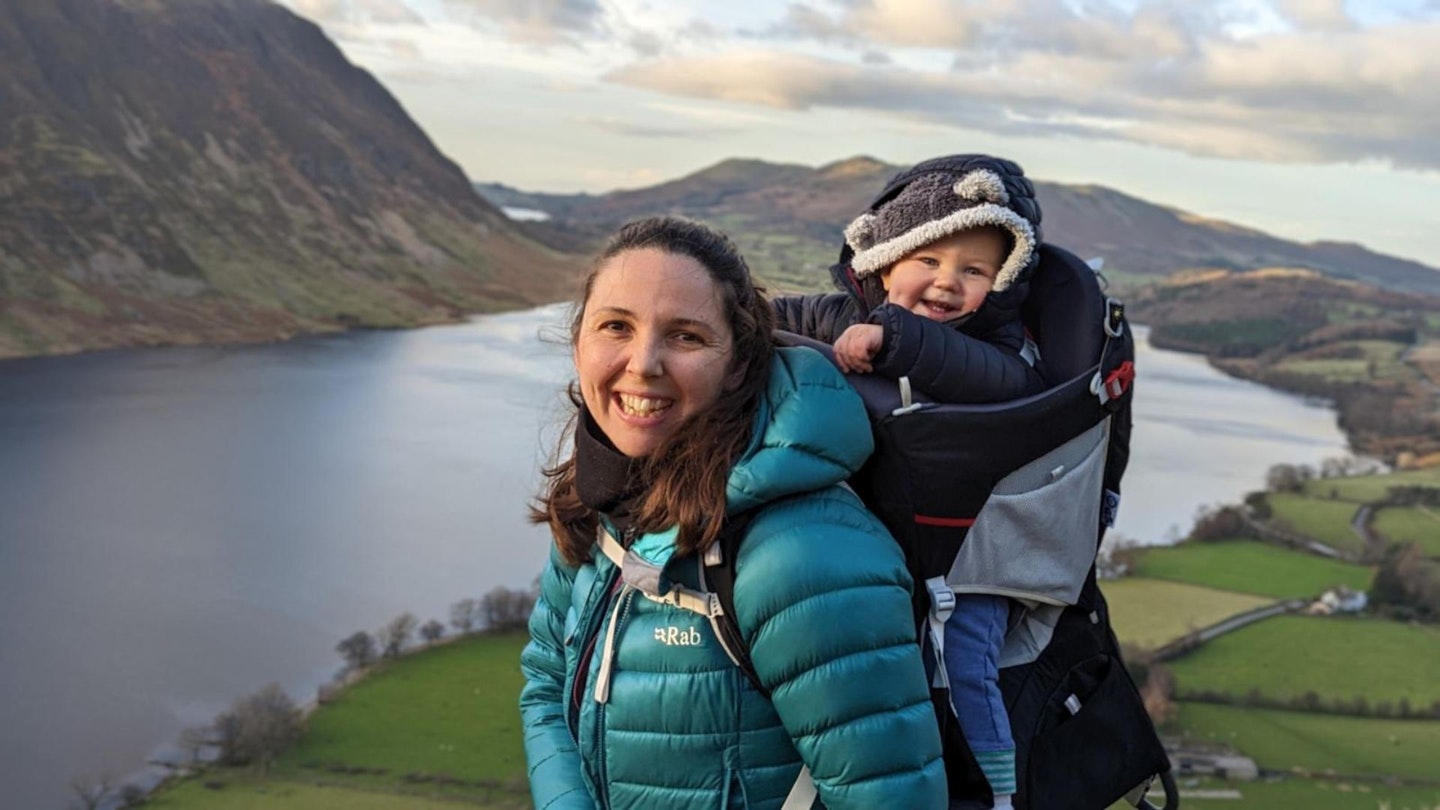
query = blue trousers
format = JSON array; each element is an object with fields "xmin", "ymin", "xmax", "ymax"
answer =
[{"xmin": 943, "ymin": 593, "xmax": 1016, "ymax": 796}]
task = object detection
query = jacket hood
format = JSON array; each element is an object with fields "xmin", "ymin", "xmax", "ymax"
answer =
[
  {"xmin": 725, "ymin": 346, "xmax": 873, "ymax": 514},
  {"xmin": 830, "ymin": 153, "xmax": 1042, "ymax": 325}
]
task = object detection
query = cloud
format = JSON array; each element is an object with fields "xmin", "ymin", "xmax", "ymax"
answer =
[
  {"xmin": 607, "ymin": 6, "xmax": 1440, "ymax": 170},
  {"xmin": 1274, "ymin": 0, "xmax": 1354, "ymax": 31},
  {"xmin": 441, "ymin": 0, "xmax": 604, "ymax": 45},
  {"xmin": 573, "ymin": 116, "xmax": 731, "ymax": 139},
  {"xmin": 288, "ymin": 0, "xmax": 424, "ymax": 26}
]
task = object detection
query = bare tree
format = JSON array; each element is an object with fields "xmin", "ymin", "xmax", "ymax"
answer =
[
  {"xmin": 1265, "ymin": 463, "xmax": 1312, "ymax": 493},
  {"xmin": 480, "ymin": 585, "xmax": 537, "ymax": 632},
  {"xmin": 177, "ymin": 724, "xmax": 213, "ymax": 766},
  {"xmin": 118, "ymin": 783, "xmax": 148, "ymax": 807},
  {"xmin": 449, "ymin": 598, "xmax": 479, "ymax": 634},
  {"xmin": 420, "ymin": 619, "xmax": 446, "ymax": 643},
  {"xmin": 69, "ymin": 773, "xmax": 115, "ymax": 810},
  {"xmin": 214, "ymin": 683, "xmax": 303, "ymax": 773},
  {"xmin": 377, "ymin": 612, "xmax": 418, "ymax": 660},
  {"xmin": 335, "ymin": 630, "xmax": 377, "ymax": 671}
]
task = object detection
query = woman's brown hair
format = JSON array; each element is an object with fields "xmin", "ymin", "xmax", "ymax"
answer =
[{"xmin": 532, "ymin": 216, "xmax": 777, "ymax": 566}]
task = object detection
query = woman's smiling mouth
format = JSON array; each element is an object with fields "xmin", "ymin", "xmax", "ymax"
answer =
[{"xmin": 617, "ymin": 393, "xmax": 674, "ymax": 418}]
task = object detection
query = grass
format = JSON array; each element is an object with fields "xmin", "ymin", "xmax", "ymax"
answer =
[
  {"xmin": 284, "ymin": 633, "xmax": 529, "ymax": 783},
  {"xmin": 1174, "ymin": 702, "xmax": 1440, "ymax": 782},
  {"xmin": 144, "ymin": 778, "xmax": 515, "ymax": 809},
  {"xmin": 1266, "ymin": 493, "xmax": 1367, "ymax": 554},
  {"xmin": 1301, "ymin": 468, "xmax": 1440, "ymax": 503},
  {"xmin": 1274, "ymin": 340, "xmax": 1410, "ymax": 384},
  {"xmin": 1373, "ymin": 506, "xmax": 1440, "ymax": 556},
  {"xmin": 1130, "ymin": 540, "xmax": 1373, "ymax": 598},
  {"xmin": 1102, "ymin": 578, "xmax": 1274, "ymax": 650},
  {"xmin": 148, "ymin": 632, "xmax": 532, "ymax": 808},
  {"xmin": 1174, "ymin": 776, "xmax": 1440, "ymax": 809},
  {"xmin": 1168, "ymin": 616, "xmax": 1440, "ymax": 707}
]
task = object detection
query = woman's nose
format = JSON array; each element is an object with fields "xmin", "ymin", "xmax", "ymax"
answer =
[{"xmin": 625, "ymin": 336, "xmax": 664, "ymax": 377}]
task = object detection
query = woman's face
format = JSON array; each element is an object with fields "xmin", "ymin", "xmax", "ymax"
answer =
[{"xmin": 575, "ymin": 248, "xmax": 739, "ymax": 458}]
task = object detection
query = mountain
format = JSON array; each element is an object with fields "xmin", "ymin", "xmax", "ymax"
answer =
[
  {"xmin": 0, "ymin": 0, "xmax": 579, "ymax": 359},
  {"xmin": 476, "ymin": 156, "xmax": 1440, "ymax": 297}
]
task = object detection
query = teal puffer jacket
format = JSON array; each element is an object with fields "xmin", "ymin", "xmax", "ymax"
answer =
[{"xmin": 520, "ymin": 347, "xmax": 946, "ymax": 809}]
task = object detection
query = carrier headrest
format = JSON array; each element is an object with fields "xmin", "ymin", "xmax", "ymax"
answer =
[{"xmin": 1021, "ymin": 243, "xmax": 1108, "ymax": 386}]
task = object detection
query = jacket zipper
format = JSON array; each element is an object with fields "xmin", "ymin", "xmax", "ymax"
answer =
[{"xmin": 592, "ymin": 585, "xmax": 637, "ymax": 810}]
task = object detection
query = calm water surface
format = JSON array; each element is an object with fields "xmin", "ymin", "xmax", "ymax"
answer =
[{"xmin": 0, "ymin": 309, "xmax": 1347, "ymax": 808}]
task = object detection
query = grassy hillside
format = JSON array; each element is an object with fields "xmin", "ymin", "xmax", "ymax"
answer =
[
  {"xmin": 1168, "ymin": 616, "xmax": 1440, "ymax": 707},
  {"xmin": 1176, "ymin": 702, "xmax": 1440, "ymax": 782},
  {"xmin": 1266, "ymin": 493, "xmax": 1367, "ymax": 555},
  {"xmin": 1130, "ymin": 540, "xmax": 1373, "ymax": 598},
  {"xmin": 149, "ymin": 633, "xmax": 531, "ymax": 808},
  {"xmin": 1102, "ymin": 578, "xmax": 1273, "ymax": 650}
]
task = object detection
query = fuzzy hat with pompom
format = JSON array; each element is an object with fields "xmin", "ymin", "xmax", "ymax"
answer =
[{"xmin": 843, "ymin": 166, "xmax": 1037, "ymax": 292}]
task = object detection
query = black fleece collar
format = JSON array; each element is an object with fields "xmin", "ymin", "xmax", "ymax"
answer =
[{"xmin": 574, "ymin": 409, "xmax": 642, "ymax": 529}]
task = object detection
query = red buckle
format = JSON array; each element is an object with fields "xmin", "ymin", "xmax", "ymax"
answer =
[{"xmin": 1103, "ymin": 361, "xmax": 1135, "ymax": 399}]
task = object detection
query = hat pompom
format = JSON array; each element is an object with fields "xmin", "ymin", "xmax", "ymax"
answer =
[
  {"xmin": 953, "ymin": 169, "xmax": 1009, "ymax": 206},
  {"xmin": 844, "ymin": 212, "xmax": 879, "ymax": 251}
]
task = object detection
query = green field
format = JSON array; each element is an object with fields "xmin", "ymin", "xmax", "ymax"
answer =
[
  {"xmin": 1302, "ymin": 468, "xmax": 1440, "ymax": 503},
  {"xmin": 1102, "ymin": 578, "xmax": 1273, "ymax": 650},
  {"xmin": 146, "ymin": 778, "xmax": 510, "ymax": 809},
  {"xmin": 1266, "ymin": 493, "xmax": 1367, "ymax": 554},
  {"xmin": 1132, "ymin": 540, "xmax": 1373, "ymax": 598},
  {"xmin": 149, "ymin": 633, "xmax": 531, "ymax": 808},
  {"xmin": 1175, "ymin": 702, "xmax": 1440, "ymax": 782},
  {"xmin": 1273, "ymin": 340, "xmax": 1410, "ymax": 384},
  {"xmin": 1169, "ymin": 616, "xmax": 1440, "ymax": 707},
  {"xmin": 1176, "ymin": 776, "xmax": 1440, "ymax": 810},
  {"xmin": 1373, "ymin": 506, "xmax": 1440, "ymax": 556}
]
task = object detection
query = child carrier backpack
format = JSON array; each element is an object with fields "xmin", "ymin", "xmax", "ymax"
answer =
[{"xmin": 702, "ymin": 240, "xmax": 1173, "ymax": 810}]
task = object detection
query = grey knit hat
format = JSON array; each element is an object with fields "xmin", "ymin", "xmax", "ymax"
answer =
[{"xmin": 843, "ymin": 168, "xmax": 1037, "ymax": 292}]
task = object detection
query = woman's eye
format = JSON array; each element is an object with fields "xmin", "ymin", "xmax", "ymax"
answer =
[
  {"xmin": 673, "ymin": 331, "xmax": 704, "ymax": 345},
  {"xmin": 598, "ymin": 320, "xmax": 629, "ymax": 334}
]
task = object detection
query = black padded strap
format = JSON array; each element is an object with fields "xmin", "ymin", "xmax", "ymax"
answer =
[{"xmin": 704, "ymin": 509, "xmax": 767, "ymax": 696}]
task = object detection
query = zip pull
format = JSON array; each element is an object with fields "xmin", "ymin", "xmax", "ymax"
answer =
[{"xmin": 593, "ymin": 585, "xmax": 630, "ymax": 704}]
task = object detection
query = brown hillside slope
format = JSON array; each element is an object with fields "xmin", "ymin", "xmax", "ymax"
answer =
[
  {"xmin": 478, "ymin": 156, "xmax": 1440, "ymax": 297},
  {"xmin": 0, "ymin": 0, "xmax": 579, "ymax": 358}
]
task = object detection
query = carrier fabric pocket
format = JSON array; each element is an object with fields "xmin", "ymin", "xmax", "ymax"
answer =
[
  {"xmin": 947, "ymin": 418, "xmax": 1108, "ymax": 606},
  {"xmin": 1023, "ymin": 654, "xmax": 1159, "ymax": 810}
]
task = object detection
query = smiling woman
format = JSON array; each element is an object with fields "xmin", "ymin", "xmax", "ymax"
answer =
[{"xmin": 520, "ymin": 215, "xmax": 947, "ymax": 809}]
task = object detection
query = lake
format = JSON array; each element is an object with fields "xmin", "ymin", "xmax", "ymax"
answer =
[{"xmin": 0, "ymin": 307, "xmax": 1349, "ymax": 808}]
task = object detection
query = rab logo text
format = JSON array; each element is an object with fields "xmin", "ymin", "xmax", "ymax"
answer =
[{"xmin": 654, "ymin": 626, "xmax": 702, "ymax": 646}]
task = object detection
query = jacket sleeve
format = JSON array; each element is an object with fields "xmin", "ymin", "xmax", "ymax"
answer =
[
  {"xmin": 736, "ymin": 491, "xmax": 948, "ymax": 809},
  {"xmin": 771, "ymin": 293, "xmax": 862, "ymax": 344},
  {"xmin": 519, "ymin": 548, "xmax": 596, "ymax": 810},
  {"xmin": 870, "ymin": 302, "xmax": 1044, "ymax": 403}
]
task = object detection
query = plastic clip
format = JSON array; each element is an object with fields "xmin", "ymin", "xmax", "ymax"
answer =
[{"xmin": 1104, "ymin": 297, "xmax": 1125, "ymax": 338}]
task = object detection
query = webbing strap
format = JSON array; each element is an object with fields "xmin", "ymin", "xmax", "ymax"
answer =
[
  {"xmin": 781, "ymin": 765, "xmax": 818, "ymax": 810},
  {"xmin": 892, "ymin": 376, "xmax": 923, "ymax": 416},
  {"xmin": 925, "ymin": 576, "xmax": 955, "ymax": 690},
  {"xmin": 597, "ymin": 528, "xmax": 722, "ymax": 617}
]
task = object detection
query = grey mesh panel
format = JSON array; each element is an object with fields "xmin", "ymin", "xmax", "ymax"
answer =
[
  {"xmin": 946, "ymin": 417, "xmax": 1109, "ymax": 605},
  {"xmin": 998, "ymin": 603, "xmax": 1064, "ymax": 668}
]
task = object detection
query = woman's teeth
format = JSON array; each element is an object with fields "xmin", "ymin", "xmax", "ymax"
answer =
[{"xmin": 619, "ymin": 393, "xmax": 672, "ymax": 416}]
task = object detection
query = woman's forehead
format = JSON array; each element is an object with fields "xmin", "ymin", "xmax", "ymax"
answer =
[{"xmin": 588, "ymin": 249, "xmax": 728, "ymax": 321}]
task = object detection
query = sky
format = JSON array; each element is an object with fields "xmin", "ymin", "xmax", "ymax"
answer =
[{"xmin": 279, "ymin": 0, "xmax": 1440, "ymax": 268}]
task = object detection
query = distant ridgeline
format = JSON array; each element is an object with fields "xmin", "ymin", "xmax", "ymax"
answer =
[
  {"xmin": 477, "ymin": 161, "xmax": 1440, "ymax": 465},
  {"xmin": 0, "ymin": 0, "xmax": 579, "ymax": 359}
]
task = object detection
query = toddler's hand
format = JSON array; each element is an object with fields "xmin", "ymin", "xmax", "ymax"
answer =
[{"xmin": 834, "ymin": 324, "xmax": 882, "ymax": 374}]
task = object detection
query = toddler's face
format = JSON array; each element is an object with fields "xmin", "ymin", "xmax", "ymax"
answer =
[{"xmin": 880, "ymin": 227, "xmax": 1007, "ymax": 323}]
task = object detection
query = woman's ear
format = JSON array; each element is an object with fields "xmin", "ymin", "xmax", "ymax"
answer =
[
  {"xmin": 723, "ymin": 365, "xmax": 746, "ymax": 392},
  {"xmin": 880, "ymin": 266, "xmax": 894, "ymax": 291}
]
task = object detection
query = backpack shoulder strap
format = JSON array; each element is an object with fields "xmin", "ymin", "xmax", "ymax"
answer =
[{"xmin": 702, "ymin": 508, "xmax": 767, "ymax": 696}]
